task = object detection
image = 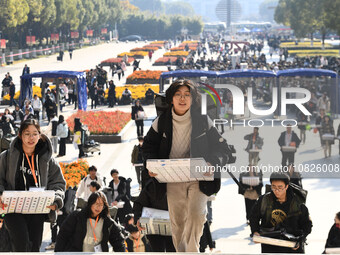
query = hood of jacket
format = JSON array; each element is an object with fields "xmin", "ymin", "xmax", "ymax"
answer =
[
  {"xmin": 11, "ymin": 134, "xmax": 53, "ymax": 160},
  {"xmin": 0, "ymin": 133, "xmax": 65, "ymax": 210}
]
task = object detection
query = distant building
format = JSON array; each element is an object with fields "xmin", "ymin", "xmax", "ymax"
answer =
[
  {"xmin": 185, "ymin": 0, "xmax": 220, "ymax": 22},
  {"xmin": 168, "ymin": 0, "xmax": 263, "ymax": 22},
  {"xmin": 238, "ymin": 0, "xmax": 261, "ymax": 20},
  {"xmin": 215, "ymin": 0, "xmax": 242, "ymax": 28}
]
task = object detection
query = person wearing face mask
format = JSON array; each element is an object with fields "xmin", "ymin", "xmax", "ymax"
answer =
[
  {"xmin": 323, "ymin": 212, "xmax": 340, "ymax": 253},
  {"xmin": 131, "ymin": 136, "xmax": 144, "ymax": 188},
  {"xmin": 55, "ymin": 192, "xmax": 125, "ymax": 252}
]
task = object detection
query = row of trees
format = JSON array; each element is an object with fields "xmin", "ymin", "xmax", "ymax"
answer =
[
  {"xmin": 259, "ymin": 0, "xmax": 278, "ymax": 22},
  {"xmin": 274, "ymin": 0, "xmax": 340, "ymax": 43},
  {"xmin": 0, "ymin": 0, "xmax": 203, "ymax": 48},
  {"xmin": 119, "ymin": 13, "xmax": 203, "ymax": 39},
  {"xmin": 130, "ymin": 0, "xmax": 195, "ymax": 16},
  {"xmin": 0, "ymin": 0, "xmax": 121, "ymax": 48}
]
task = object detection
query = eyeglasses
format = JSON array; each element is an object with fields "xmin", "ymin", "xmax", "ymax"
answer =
[
  {"xmin": 174, "ymin": 93, "xmax": 191, "ymax": 100},
  {"xmin": 23, "ymin": 133, "xmax": 40, "ymax": 138},
  {"xmin": 271, "ymin": 185, "xmax": 286, "ymax": 192},
  {"xmin": 93, "ymin": 202, "xmax": 104, "ymax": 208}
]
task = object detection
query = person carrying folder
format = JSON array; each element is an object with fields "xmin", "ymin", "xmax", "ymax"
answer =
[
  {"xmin": 249, "ymin": 172, "xmax": 312, "ymax": 253},
  {"xmin": 143, "ymin": 79, "xmax": 229, "ymax": 252},
  {"xmin": 0, "ymin": 119, "xmax": 66, "ymax": 252}
]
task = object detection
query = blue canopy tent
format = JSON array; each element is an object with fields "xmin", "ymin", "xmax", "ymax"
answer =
[
  {"xmin": 216, "ymin": 69, "xmax": 277, "ymax": 116},
  {"xmin": 251, "ymin": 28, "xmax": 263, "ymax": 33},
  {"xmin": 160, "ymin": 69, "xmax": 277, "ymax": 118},
  {"xmin": 218, "ymin": 69, "xmax": 276, "ymax": 78},
  {"xmin": 237, "ymin": 27, "xmax": 251, "ymax": 33},
  {"xmin": 160, "ymin": 69, "xmax": 276, "ymax": 88},
  {"xmin": 277, "ymin": 68, "xmax": 337, "ymax": 78},
  {"xmin": 160, "ymin": 68, "xmax": 339, "ymax": 117},
  {"xmin": 160, "ymin": 69, "xmax": 277, "ymax": 91},
  {"xmin": 277, "ymin": 68, "xmax": 338, "ymax": 115},
  {"xmin": 20, "ymin": 70, "xmax": 87, "ymax": 113}
]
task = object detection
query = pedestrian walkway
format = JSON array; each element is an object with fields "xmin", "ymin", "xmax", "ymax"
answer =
[{"xmin": 1, "ymin": 39, "xmax": 339, "ymax": 254}]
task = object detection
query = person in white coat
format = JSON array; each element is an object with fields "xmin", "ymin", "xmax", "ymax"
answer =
[
  {"xmin": 76, "ymin": 166, "xmax": 103, "ymax": 205},
  {"xmin": 56, "ymin": 115, "xmax": 68, "ymax": 157},
  {"xmin": 42, "ymin": 114, "xmax": 58, "ymax": 154},
  {"xmin": 32, "ymin": 94, "xmax": 42, "ymax": 121}
]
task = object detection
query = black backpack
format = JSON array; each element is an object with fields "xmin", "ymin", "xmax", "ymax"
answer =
[
  {"xmin": 125, "ymin": 178, "xmax": 132, "ymax": 200},
  {"xmin": 265, "ymin": 183, "xmax": 307, "ymax": 203},
  {"xmin": 64, "ymin": 187, "xmax": 77, "ymax": 215},
  {"xmin": 154, "ymin": 93, "xmax": 169, "ymax": 117}
]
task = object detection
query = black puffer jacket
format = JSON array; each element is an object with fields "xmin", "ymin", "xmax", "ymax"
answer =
[
  {"xmin": 325, "ymin": 224, "xmax": 340, "ymax": 248},
  {"xmin": 143, "ymin": 107, "xmax": 232, "ymax": 197},
  {"xmin": 133, "ymin": 178, "xmax": 168, "ymax": 223},
  {"xmin": 55, "ymin": 209, "xmax": 126, "ymax": 252},
  {"xmin": 108, "ymin": 176, "xmax": 133, "ymax": 221},
  {"xmin": 249, "ymin": 188, "xmax": 312, "ymax": 253}
]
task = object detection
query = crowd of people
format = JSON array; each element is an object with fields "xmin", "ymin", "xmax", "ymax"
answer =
[
  {"xmin": 0, "ymin": 32, "xmax": 340, "ymax": 254},
  {"xmin": 171, "ymin": 34, "xmax": 340, "ymax": 74}
]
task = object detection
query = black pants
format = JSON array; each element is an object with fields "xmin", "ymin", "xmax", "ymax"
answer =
[
  {"xmin": 74, "ymin": 96, "xmax": 78, "ymax": 109},
  {"xmin": 59, "ymin": 137, "xmax": 66, "ymax": 156},
  {"xmin": 108, "ymin": 96, "xmax": 116, "ymax": 107},
  {"xmin": 47, "ymin": 111, "xmax": 54, "ymax": 123},
  {"xmin": 141, "ymin": 168, "xmax": 151, "ymax": 190},
  {"xmin": 135, "ymin": 165, "xmax": 143, "ymax": 184},
  {"xmin": 4, "ymin": 213, "xmax": 45, "ymax": 252},
  {"xmin": 9, "ymin": 96, "xmax": 15, "ymax": 107},
  {"xmin": 91, "ymin": 96, "xmax": 98, "ymax": 109},
  {"xmin": 245, "ymin": 198, "xmax": 256, "ymax": 220},
  {"xmin": 68, "ymin": 94, "xmax": 73, "ymax": 104},
  {"xmin": 34, "ymin": 110, "xmax": 40, "ymax": 120},
  {"xmin": 281, "ymin": 152, "xmax": 295, "ymax": 166},
  {"xmin": 135, "ymin": 120, "xmax": 144, "ymax": 137},
  {"xmin": 51, "ymin": 214, "xmax": 67, "ymax": 243},
  {"xmin": 147, "ymin": 235, "xmax": 176, "ymax": 252},
  {"xmin": 78, "ymin": 144, "xmax": 85, "ymax": 158}
]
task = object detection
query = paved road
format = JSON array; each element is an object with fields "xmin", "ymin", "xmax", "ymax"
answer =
[{"xmin": 0, "ymin": 40, "xmax": 169, "ymax": 91}]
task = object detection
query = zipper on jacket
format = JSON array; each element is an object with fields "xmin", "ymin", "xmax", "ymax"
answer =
[
  {"xmin": 36, "ymin": 154, "xmax": 41, "ymax": 188},
  {"xmin": 22, "ymin": 153, "xmax": 41, "ymax": 189},
  {"xmin": 21, "ymin": 155, "xmax": 27, "ymax": 190}
]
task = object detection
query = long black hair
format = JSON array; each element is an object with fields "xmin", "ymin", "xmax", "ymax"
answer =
[
  {"xmin": 58, "ymin": 115, "xmax": 65, "ymax": 125},
  {"xmin": 85, "ymin": 192, "xmax": 110, "ymax": 219},
  {"xmin": 74, "ymin": 118, "xmax": 82, "ymax": 132}
]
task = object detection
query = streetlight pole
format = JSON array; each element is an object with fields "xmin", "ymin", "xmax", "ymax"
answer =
[
  {"xmin": 0, "ymin": 31, "xmax": 5, "ymax": 66},
  {"xmin": 28, "ymin": 29, "xmax": 32, "ymax": 58}
]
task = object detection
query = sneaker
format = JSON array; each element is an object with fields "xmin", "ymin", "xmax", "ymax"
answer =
[{"xmin": 45, "ymin": 242, "xmax": 55, "ymax": 250}]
